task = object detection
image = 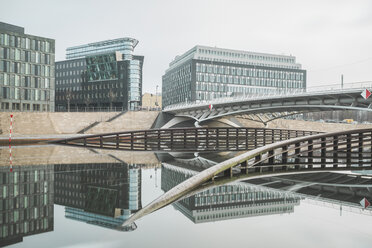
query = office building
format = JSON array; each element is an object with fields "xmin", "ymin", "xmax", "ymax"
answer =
[
  {"xmin": 55, "ymin": 38, "xmax": 143, "ymax": 111},
  {"xmin": 54, "ymin": 162, "xmax": 141, "ymax": 231},
  {"xmin": 0, "ymin": 22, "xmax": 55, "ymax": 111},
  {"xmin": 162, "ymin": 45, "xmax": 306, "ymax": 108},
  {"xmin": 0, "ymin": 165, "xmax": 54, "ymax": 246}
]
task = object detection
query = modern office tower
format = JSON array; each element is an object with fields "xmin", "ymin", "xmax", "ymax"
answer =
[
  {"xmin": 55, "ymin": 38, "xmax": 144, "ymax": 111},
  {"xmin": 54, "ymin": 162, "xmax": 141, "ymax": 231},
  {"xmin": 0, "ymin": 22, "xmax": 55, "ymax": 112},
  {"xmin": 162, "ymin": 45, "xmax": 306, "ymax": 108},
  {"xmin": 161, "ymin": 163, "xmax": 300, "ymax": 223},
  {"xmin": 0, "ymin": 165, "xmax": 54, "ymax": 247}
]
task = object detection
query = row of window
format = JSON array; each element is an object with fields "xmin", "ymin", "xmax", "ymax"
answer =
[
  {"xmin": 198, "ymin": 57, "xmax": 300, "ymax": 69},
  {"xmin": 0, "ymin": 73, "xmax": 51, "ymax": 88},
  {"xmin": 196, "ymin": 63, "xmax": 304, "ymax": 80},
  {"xmin": 0, "ymin": 61, "xmax": 53, "ymax": 77},
  {"xmin": 56, "ymin": 91, "xmax": 125, "ymax": 101},
  {"xmin": 1, "ymin": 87, "xmax": 50, "ymax": 101},
  {"xmin": 0, "ymin": 47, "xmax": 53, "ymax": 65},
  {"xmin": 196, "ymin": 78, "xmax": 305, "ymax": 90},
  {"xmin": 0, "ymin": 217, "xmax": 51, "ymax": 237},
  {"xmin": 56, "ymin": 69, "xmax": 84, "ymax": 78},
  {"xmin": 0, "ymin": 102, "xmax": 50, "ymax": 111},
  {"xmin": 56, "ymin": 61, "xmax": 85, "ymax": 69},
  {"xmin": 197, "ymin": 48, "xmax": 295, "ymax": 64},
  {"xmin": 0, "ymin": 33, "xmax": 52, "ymax": 53}
]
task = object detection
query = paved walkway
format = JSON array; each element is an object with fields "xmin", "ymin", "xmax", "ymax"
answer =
[{"xmin": 0, "ymin": 134, "xmax": 84, "ymax": 146}]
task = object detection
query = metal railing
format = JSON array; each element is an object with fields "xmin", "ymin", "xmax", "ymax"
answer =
[
  {"xmin": 164, "ymin": 81, "xmax": 372, "ymax": 111},
  {"xmin": 54, "ymin": 127, "xmax": 319, "ymax": 152}
]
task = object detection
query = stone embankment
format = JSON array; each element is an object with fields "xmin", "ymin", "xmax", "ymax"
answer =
[{"xmin": 0, "ymin": 111, "xmax": 160, "ymax": 136}]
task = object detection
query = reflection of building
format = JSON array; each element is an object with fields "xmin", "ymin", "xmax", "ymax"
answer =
[
  {"xmin": 0, "ymin": 22, "xmax": 55, "ymax": 112},
  {"xmin": 162, "ymin": 45, "xmax": 306, "ymax": 108},
  {"xmin": 0, "ymin": 165, "xmax": 54, "ymax": 247},
  {"xmin": 54, "ymin": 162, "xmax": 141, "ymax": 231},
  {"xmin": 161, "ymin": 163, "xmax": 300, "ymax": 223},
  {"xmin": 55, "ymin": 38, "xmax": 144, "ymax": 111},
  {"xmin": 141, "ymin": 92, "xmax": 162, "ymax": 110}
]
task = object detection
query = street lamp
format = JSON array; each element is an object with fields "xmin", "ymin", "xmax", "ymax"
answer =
[{"xmin": 155, "ymin": 85, "xmax": 159, "ymax": 108}]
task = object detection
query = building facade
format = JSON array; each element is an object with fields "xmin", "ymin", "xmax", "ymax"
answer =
[
  {"xmin": 55, "ymin": 38, "xmax": 143, "ymax": 111},
  {"xmin": 54, "ymin": 162, "xmax": 141, "ymax": 231},
  {"xmin": 162, "ymin": 45, "xmax": 306, "ymax": 108},
  {"xmin": 0, "ymin": 164, "xmax": 54, "ymax": 246},
  {"xmin": 0, "ymin": 22, "xmax": 55, "ymax": 112}
]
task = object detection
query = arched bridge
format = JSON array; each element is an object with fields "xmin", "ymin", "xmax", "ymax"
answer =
[
  {"xmin": 163, "ymin": 87, "xmax": 372, "ymax": 126},
  {"xmin": 122, "ymin": 128, "xmax": 372, "ymax": 226}
]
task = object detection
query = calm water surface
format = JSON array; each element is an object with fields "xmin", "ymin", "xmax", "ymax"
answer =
[{"xmin": 1, "ymin": 145, "xmax": 372, "ymax": 248}]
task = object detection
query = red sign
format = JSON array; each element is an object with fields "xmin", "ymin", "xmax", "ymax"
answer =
[
  {"xmin": 360, "ymin": 197, "xmax": 370, "ymax": 208},
  {"xmin": 361, "ymin": 89, "xmax": 371, "ymax": 100}
]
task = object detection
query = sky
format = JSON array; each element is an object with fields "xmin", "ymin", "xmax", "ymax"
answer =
[{"xmin": 1, "ymin": 0, "xmax": 372, "ymax": 93}]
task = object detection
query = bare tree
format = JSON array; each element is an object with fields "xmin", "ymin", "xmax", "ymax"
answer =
[
  {"xmin": 108, "ymin": 89, "xmax": 116, "ymax": 111},
  {"xmin": 65, "ymin": 89, "xmax": 73, "ymax": 112},
  {"xmin": 84, "ymin": 97, "xmax": 92, "ymax": 111}
]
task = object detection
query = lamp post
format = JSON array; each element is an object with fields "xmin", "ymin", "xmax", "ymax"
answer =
[{"xmin": 155, "ymin": 85, "xmax": 159, "ymax": 108}]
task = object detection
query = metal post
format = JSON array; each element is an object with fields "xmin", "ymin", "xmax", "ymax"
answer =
[
  {"xmin": 321, "ymin": 137, "xmax": 326, "ymax": 168},
  {"xmin": 333, "ymin": 136, "xmax": 338, "ymax": 167},
  {"xmin": 359, "ymin": 132, "xmax": 363, "ymax": 166},
  {"xmin": 116, "ymin": 134, "xmax": 119, "ymax": 149},
  {"xmin": 282, "ymin": 145, "xmax": 288, "ymax": 164},
  {"xmin": 268, "ymin": 150, "xmax": 274, "ymax": 164},
  {"xmin": 346, "ymin": 134, "xmax": 351, "ymax": 166},
  {"xmin": 295, "ymin": 143, "xmax": 301, "ymax": 165},
  {"xmin": 308, "ymin": 140, "xmax": 313, "ymax": 168},
  {"xmin": 144, "ymin": 131, "xmax": 148, "ymax": 151},
  {"xmin": 241, "ymin": 160, "xmax": 248, "ymax": 174}
]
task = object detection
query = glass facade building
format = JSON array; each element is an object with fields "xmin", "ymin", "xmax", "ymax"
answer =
[
  {"xmin": 0, "ymin": 22, "xmax": 55, "ymax": 112},
  {"xmin": 54, "ymin": 162, "xmax": 141, "ymax": 231},
  {"xmin": 56, "ymin": 38, "xmax": 143, "ymax": 111},
  {"xmin": 162, "ymin": 45, "xmax": 306, "ymax": 108}
]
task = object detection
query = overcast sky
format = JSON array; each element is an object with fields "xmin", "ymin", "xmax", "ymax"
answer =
[{"xmin": 1, "ymin": 0, "xmax": 372, "ymax": 93}]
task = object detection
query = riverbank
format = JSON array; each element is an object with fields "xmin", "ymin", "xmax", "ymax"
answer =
[{"xmin": 0, "ymin": 111, "xmax": 160, "ymax": 136}]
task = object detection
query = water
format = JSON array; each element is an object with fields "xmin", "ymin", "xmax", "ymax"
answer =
[{"xmin": 1, "ymin": 145, "xmax": 372, "ymax": 248}]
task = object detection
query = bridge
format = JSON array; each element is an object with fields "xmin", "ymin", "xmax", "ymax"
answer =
[
  {"xmin": 162, "ymin": 82, "xmax": 372, "ymax": 127},
  {"xmin": 54, "ymin": 127, "xmax": 318, "ymax": 152},
  {"xmin": 122, "ymin": 128, "xmax": 372, "ymax": 226}
]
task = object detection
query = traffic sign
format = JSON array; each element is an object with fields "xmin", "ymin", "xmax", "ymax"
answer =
[
  {"xmin": 361, "ymin": 89, "xmax": 371, "ymax": 99},
  {"xmin": 209, "ymin": 104, "xmax": 213, "ymax": 110},
  {"xmin": 360, "ymin": 197, "xmax": 370, "ymax": 208}
]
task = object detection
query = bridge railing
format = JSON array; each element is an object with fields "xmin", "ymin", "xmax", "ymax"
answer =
[
  {"xmin": 54, "ymin": 127, "xmax": 320, "ymax": 152},
  {"xmin": 164, "ymin": 81, "xmax": 372, "ymax": 111}
]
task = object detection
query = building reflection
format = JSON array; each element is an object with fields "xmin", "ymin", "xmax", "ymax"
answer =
[
  {"xmin": 54, "ymin": 162, "xmax": 141, "ymax": 231},
  {"xmin": 0, "ymin": 165, "xmax": 54, "ymax": 247},
  {"xmin": 161, "ymin": 162, "xmax": 301, "ymax": 223}
]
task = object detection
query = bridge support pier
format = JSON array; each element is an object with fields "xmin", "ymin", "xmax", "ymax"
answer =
[
  {"xmin": 240, "ymin": 160, "xmax": 248, "ymax": 175},
  {"xmin": 224, "ymin": 167, "xmax": 233, "ymax": 178}
]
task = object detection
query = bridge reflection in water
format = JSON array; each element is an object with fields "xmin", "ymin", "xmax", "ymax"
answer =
[
  {"xmin": 123, "ymin": 128, "xmax": 372, "ymax": 226},
  {"xmin": 54, "ymin": 127, "xmax": 318, "ymax": 152},
  {"xmin": 158, "ymin": 153, "xmax": 372, "ymax": 224}
]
